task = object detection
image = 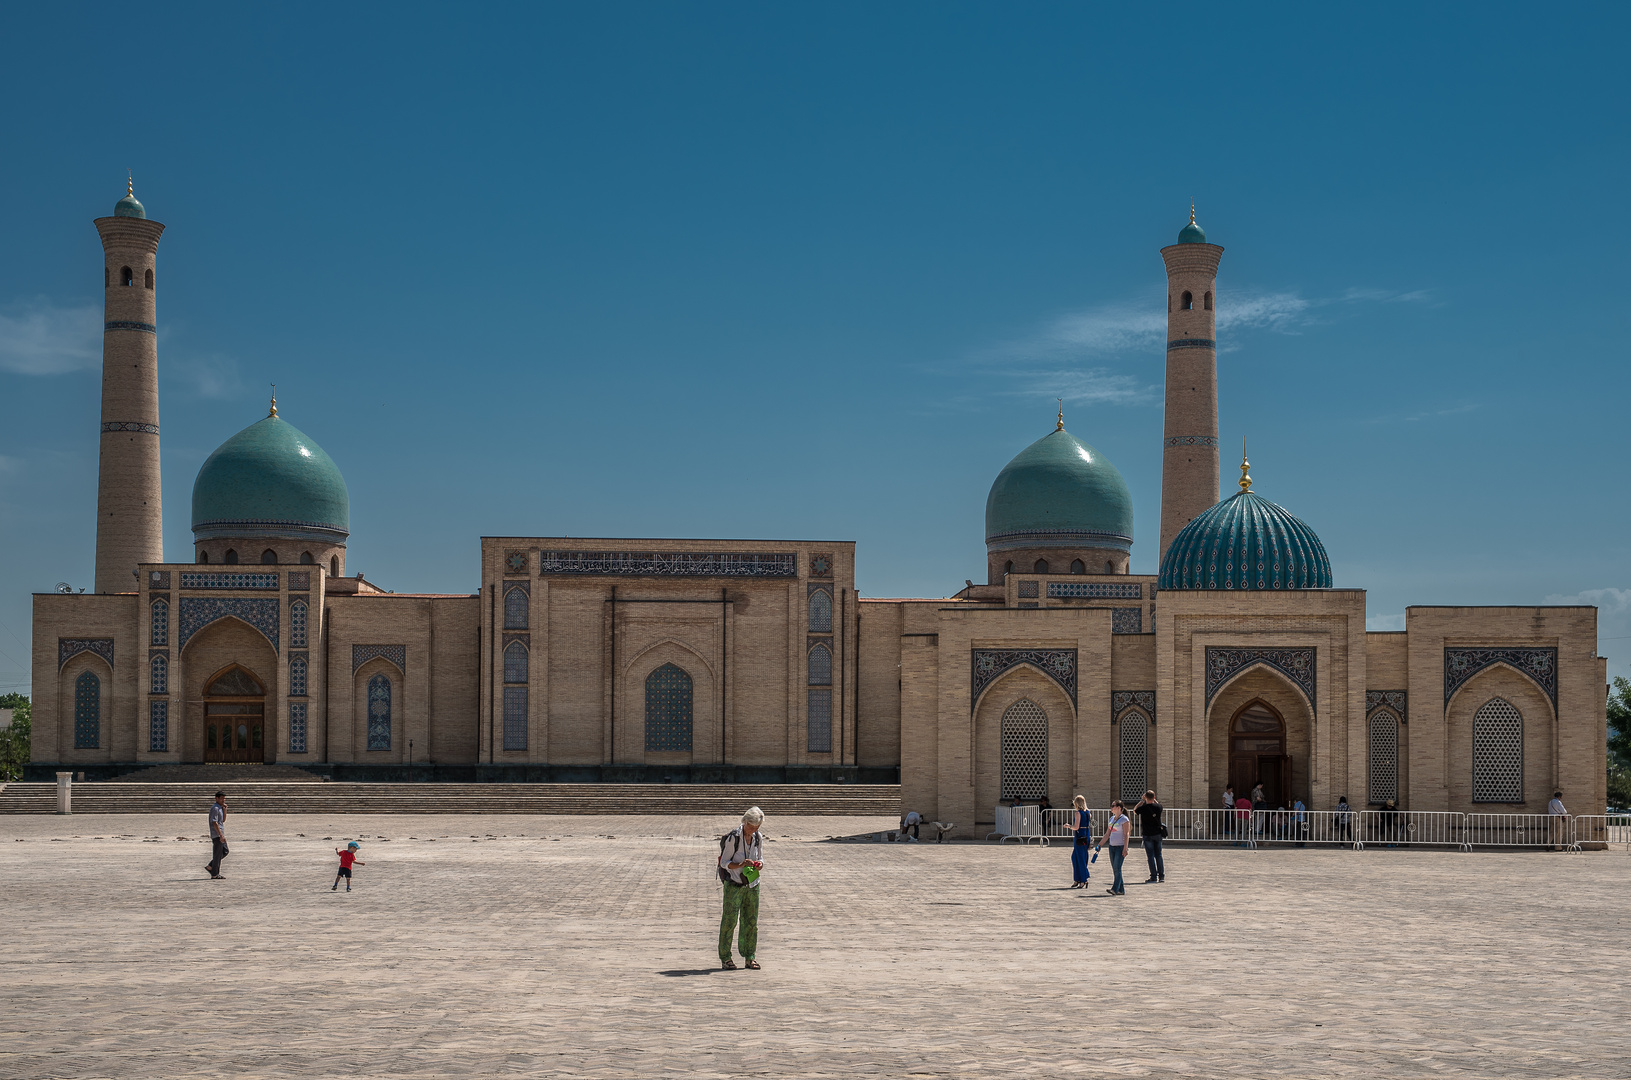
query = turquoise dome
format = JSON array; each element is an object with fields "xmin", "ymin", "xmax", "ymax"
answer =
[
  {"xmin": 1177, "ymin": 219, "xmax": 1206, "ymax": 243},
  {"xmin": 1157, "ymin": 488, "xmax": 1331, "ymax": 591},
  {"xmin": 114, "ymin": 194, "xmax": 146, "ymax": 219},
  {"xmin": 985, "ymin": 426, "xmax": 1134, "ymax": 553},
  {"xmin": 191, "ymin": 413, "xmax": 350, "ymax": 544}
]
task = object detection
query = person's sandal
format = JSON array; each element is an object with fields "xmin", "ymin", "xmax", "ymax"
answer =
[
  {"xmin": 745, "ymin": 959, "xmax": 761, "ymax": 970},
  {"xmin": 721, "ymin": 958, "xmax": 737, "ymax": 970}
]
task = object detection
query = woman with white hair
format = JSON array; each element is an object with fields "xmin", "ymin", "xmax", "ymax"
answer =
[{"xmin": 717, "ymin": 806, "xmax": 765, "ymax": 970}]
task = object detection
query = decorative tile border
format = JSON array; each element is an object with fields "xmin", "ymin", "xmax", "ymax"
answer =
[
  {"xmin": 1162, "ymin": 435, "xmax": 1219, "ymax": 448},
  {"xmin": 353, "ymin": 644, "xmax": 406, "ymax": 674},
  {"xmin": 147, "ymin": 570, "xmax": 171, "ymax": 589},
  {"xmin": 971, "ymin": 649, "xmax": 1077, "ymax": 712},
  {"xmin": 104, "ymin": 321, "xmax": 157, "ymax": 334},
  {"xmin": 180, "ymin": 572, "xmax": 279, "ymax": 590},
  {"xmin": 539, "ymin": 551, "xmax": 797, "ymax": 578},
  {"xmin": 1111, "ymin": 607, "xmax": 1143, "ymax": 634},
  {"xmin": 1366, "ymin": 690, "xmax": 1407, "ymax": 721},
  {"xmin": 1048, "ymin": 581, "xmax": 1142, "ymax": 600},
  {"xmin": 810, "ymin": 553, "xmax": 833, "ymax": 578},
  {"xmin": 102, "ymin": 421, "xmax": 159, "ymax": 434},
  {"xmin": 1113, "ymin": 690, "xmax": 1156, "ymax": 722},
  {"xmin": 59, "ymin": 638, "xmax": 114, "ymax": 670},
  {"xmin": 1205, "ymin": 647, "xmax": 1316, "ymax": 714},
  {"xmin": 1444, "ymin": 648, "xmax": 1557, "ymax": 709},
  {"xmin": 1166, "ymin": 338, "xmax": 1215, "ymax": 351},
  {"xmin": 287, "ymin": 572, "xmax": 311, "ymax": 591},
  {"xmin": 178, "ymin": 598, "xmax": 280, "ymax": 652},
  {"xmin": 504, "ymin": 550, "xmax": 529, "ymax": 575},
  {"xmin": 1017, "ymin": 580, "xmax": 1039, "ymax": 599}
]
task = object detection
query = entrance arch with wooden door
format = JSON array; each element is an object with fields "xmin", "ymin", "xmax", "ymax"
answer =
[
  {"xmin": 203, "ymin": 665, "xmax": 266, "ymax": 763},
  {"xmin": 1228, "ymin": 700, "xmax": 1289, "ymax": 807}
]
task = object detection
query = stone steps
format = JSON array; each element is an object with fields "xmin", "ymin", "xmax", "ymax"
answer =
[{"xmin": 0, "ymin": 782, "xmax": 901, "ymax": 816}]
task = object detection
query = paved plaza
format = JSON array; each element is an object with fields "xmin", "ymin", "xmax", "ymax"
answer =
[{"xmin": 1, "ymin": 812, "xmax": 1627, "ymax": 1079}]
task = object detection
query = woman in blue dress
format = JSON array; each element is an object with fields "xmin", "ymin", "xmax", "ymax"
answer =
[{"xmin": 1070, "ymin": 795, "xmax": 1093, "ymax": 888}]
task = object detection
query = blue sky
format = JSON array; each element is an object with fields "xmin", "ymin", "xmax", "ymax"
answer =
[{"xmin": 2, "ymin": 3, "xmax": 1628, "ymax": 694}]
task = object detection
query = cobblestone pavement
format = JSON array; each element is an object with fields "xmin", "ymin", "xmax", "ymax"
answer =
[{"xmin": 1, "ymin": 813, "xmax": 1627, "ymax": 1079}]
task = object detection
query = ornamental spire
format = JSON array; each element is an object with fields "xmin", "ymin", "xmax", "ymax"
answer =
[
  {"xmin": 1238, "ymin": 439, "xmax": 1252, "ymax": 493},
  {"xmin": 269, "ymin": 384, "xmax": 278, "ymax": 417},
  {"xmin": 127, "ymin": 172, "xmax": 134, "ymax": 198},
  {"xmin": 1056, "ymin": 397, "xmax": 1064, "ymax": 431},
  {"xmin": 1189, "ymin": 202, "xmax": 1196, "ymax": 226}
]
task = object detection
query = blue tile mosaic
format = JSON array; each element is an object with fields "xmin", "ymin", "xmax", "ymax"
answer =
[
  {"xmin": 807, "ymin": 689, "xmax": 833, "ymax": 753},
  {"xmin": 178, "ymin": 598, "xmax": 279, "ymax": 652},
  {"xmin": 352, "ymin": 644, "xmax": 406, "ymax": 673},
  {"xmin": 971, "ymin": 649, "xmax": 1077, "ymax": 711},
  {"xmin": 289, "ymin": 703, "xmax": 307, "ymax": 754},
  {"xmin": 1366, "ymin": 690, "xmax": 1407, "ymax": 721},
  {"xmin": 180, "ymin": 572, "xmax": 279, "ymax": 590},
  {"xmin": 104, "ymin": 321, "xmax": 157, "ymax": 333},
  {"xmin": 59, "ymin": 638, "xmax": 114, "ymax": 670},
  {"xmin": 1205, "ymin": 647, "xmax": 1316, "ymax": 714},
  {"xmin": 149, "ymin": 700, "xmax": 168, "ymax": 753},
  {"xmin": 1444, "ymin": 648, "xmax": 1557, "ymax": 708},
  {"xmin": 1166, "ymin": 338, "xmax": 1215, "ymax": 351},
  {"xmin": 645, "ymin": 663, "xmax": 693, "ymax": 752},
  {"xmin": 539, "ymin": 551, "xmax": 797, "ymax": 578},
  {"xmin": 101, "ymin": 421, "xmax": 159, "ymax": 434},
  {"xmin": 1162, "ymin": 435, "xmax": 1219, "ymax": 448},
  {"xmin": 74, "ymin": 670, "xmax": 100, "ymax": 749},
  {"xmin": 1111, "ymin": 607, "xmax": 1143, "ymax": 634},
  {"xmin": 1047, "ymin": 582, "xmax": 1142, "ymax": 600},
  {"xmin": 1112, "ymin": 691, "xmax": 1155, "ymax": 721},
  {"xmin": 367, "ymin": 674, "xmax": 392, "ymax": 750}
]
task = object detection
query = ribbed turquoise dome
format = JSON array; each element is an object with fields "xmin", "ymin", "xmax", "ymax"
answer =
[
  {"xmin": 114, "ymin": 194, "xmax": 146, "ymax": 219},
  {"xmin": 985, "ymin": 427, "xmax": 1134, "ymax": 553},
  {"xmin": 191, "ymin": 413, "xmax": 350, "ymax": 543},
  {"xmin": 1177, "ymin": 219, "xmax": 1206, "ymax": 243},
  {"xmin": 1157, "ymin": 488, "xmax": 1331, "ymax": 591}
]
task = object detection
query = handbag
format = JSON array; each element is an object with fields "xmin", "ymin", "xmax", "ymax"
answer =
[{"xmin": 1158, "ymin": 823, "xmax": 1169, "ymax": 838}]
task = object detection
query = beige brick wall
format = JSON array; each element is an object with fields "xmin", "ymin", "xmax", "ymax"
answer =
[{"xmin": 31, "ymin": 593, "xmax": 138, "ymax": 764}]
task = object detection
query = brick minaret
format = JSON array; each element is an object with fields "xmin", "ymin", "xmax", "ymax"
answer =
[
  {"xmin": 1157, "ymin": 207, "xmax": 1225, "ymax": 562},
  {"xmin": 93, "ymin": 179, "xmax": 166, "ymax": 592}
]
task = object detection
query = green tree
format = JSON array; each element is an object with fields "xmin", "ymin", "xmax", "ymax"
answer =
[
  {"xmin": 0, "ymin": 692, "xmax": 31, "ymax": 783},
  {"xmin": 1609, "ymin": 677, "xmax": 1631, "ymax": 809}
]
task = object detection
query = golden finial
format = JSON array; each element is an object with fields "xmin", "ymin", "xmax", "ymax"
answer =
[
  {"xmin": 1238, "ymin": 438, "xmax": 1252, "ymax": 493},
  {"xmin": 1056, "ymin": 397, "xmax": 1064, "ymax": 431},
  {"xmin": 1189, "ymin": 202, "xmax": 1196, "ymax": 226},
  {"xmin": 269, "ymin": 384, "xmax": 278, "ymax": 417},
  {"xmin": 127, "ymin": 172, "xmax": 134, "ymax": 197}
]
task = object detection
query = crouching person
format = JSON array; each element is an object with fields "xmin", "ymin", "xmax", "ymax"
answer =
[{"xmin": 718, "ymin": 806, "xmax": 765, "ymax": 970}]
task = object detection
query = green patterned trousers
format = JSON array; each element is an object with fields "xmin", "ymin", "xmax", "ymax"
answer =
[{"xmin": 718, "ymin": 881, "xmax": 759, "ymax": 960}]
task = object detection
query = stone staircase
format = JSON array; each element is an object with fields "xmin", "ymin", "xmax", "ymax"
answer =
[
  {"xmin": 0, "ymin": 781, "xmax": 901, "ymax": 816},
  {"xmin": 107, "ymin": 763, "xmax": 328, "ymax": 783}
]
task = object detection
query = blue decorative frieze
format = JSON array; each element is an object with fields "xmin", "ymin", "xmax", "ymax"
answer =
[
  {"xmin": 1366, "ymin": 690, "xmax": 1407, "ymax": 721},
  {"xmin": 1444, "ymin": 648, "xmax": 1557, "ymax": 708},
  {"xmin": 147, "ymin": 570, "xmax": 171, "ymax": 589},
  {"xmin": 102, "ymin": 421, "xmax": 160, "ymax": 435},
  {"xmin": 972, "ymin": 649, "xmax": 1077, "ymax": 711},
  {"xmin": 1162, "ymin": 435, "xmax": 1219, "ymax": 448},
  {"xmin": 353, "ymin": 644, "xmax": 406, "ymax": 674},
  {"xmin": 59, "ymin": 638, "xmax": 114, "ymax": 670},
  {"xmin": 1047, "ymin": 582, "xmax": 1142, "ymax": 600},
  {"xmin": 1112, "ymin": 690, "xmax": 1155, "ymax": 721},
  {"xmin": 288, "ymin": 572, "xmax": 310, "ymax": 591},
  {"xmin": 1166, "ymin": 338, "xmax": 1215, "ymax": 351},
  {"xmin": 178, "ymin": 598, "xmax": 280, "ymax": 652},
  {"xmin": 180, "ymin": 572, "xmax": 279, "ymax": 590},
  {"xmin": 1017, "ymin": 580, "xmax": 1039, "ymax": 598},
  {"xmin": 538, "ymin": 551, "xmax": 797, "ymax": 578},
  {"xmin": 1205, "ymin": 646, "xmax": 1316, "ymax": 713},
  {"xmin": 1111, "ymin": 608, "xmax": 1143, "ymax": 634},
  {"xmin": 104, "ymin": 320, "xmax": 157, "ymax": 334}
]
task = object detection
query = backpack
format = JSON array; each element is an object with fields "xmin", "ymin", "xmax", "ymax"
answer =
[{"xmin": 716, "ymin": 829, "xmax": 741, "ymax": 883}]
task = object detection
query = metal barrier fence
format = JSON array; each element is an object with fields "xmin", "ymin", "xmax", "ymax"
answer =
[
  {"xmin": 987, "ymin": 804, "xmax": 1046, "ymax": 844},
  {"xmin": 1252, "ymin": 809, "xmax": 1362, "ymax": 849},
  {"xmin": 1462, "ymin": 813, "xmax": 1565, "ymax": 850},
  {"xmin": 1568, "ymin": 814, "xmax": 1631, "ymax": 851},
  {"xmin": 1355, "ymin": 810, "xmax": 1468, "ymax": 850}
]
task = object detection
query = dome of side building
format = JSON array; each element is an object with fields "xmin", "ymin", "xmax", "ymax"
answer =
[
  {"xmin": 190, "ymin": 407, "xmax": 351, "ymax": 571},
  {"xmin": 984, "ymin": 420, "xmax": 1135, "ymax": 582},
  {"xmin": 1156, "ymin": 472, "xmax": 1331, "ymax": 591}
]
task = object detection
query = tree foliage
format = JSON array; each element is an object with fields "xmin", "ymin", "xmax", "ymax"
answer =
[
  {"xmin": 1609, "ymin": 677, "xmax": 1631, "ymax": 809},
  {"xmin": 0, "ymin": 693, "xmax": 31, "ymax": 783}
]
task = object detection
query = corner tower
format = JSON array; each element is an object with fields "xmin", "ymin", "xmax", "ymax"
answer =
[
  {"xmin": 1157, "ymin": 207, "xmax": 1224, "ymax": 562},
  {"xmin": 93, "ymin": 179, "xmax": 166, "ymax": 592}
]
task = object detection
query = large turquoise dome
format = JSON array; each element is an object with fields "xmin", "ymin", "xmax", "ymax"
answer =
[
  {"xmin": 1157, "ymin": 488, "xmax": 1331, "ymax": 591},
  {"xmin": 985, "ymin": 426, "xmax": 1134, "ymax": 553},
  {"xmin": 191, "ymin": 412, "xmax": 350, "ymax": 544}
]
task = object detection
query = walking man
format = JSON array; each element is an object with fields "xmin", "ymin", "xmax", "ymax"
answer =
[
  {"xmin": 718, "ymin": 806, "xmax": 764, "ymax": 970},
  {"xmin": 1135, "ymin": 789, "xmax": 1165, "ymax": 883},
  {"xmin": 205, "ymin": 790, "xmax": 228, "ymax": 879}
]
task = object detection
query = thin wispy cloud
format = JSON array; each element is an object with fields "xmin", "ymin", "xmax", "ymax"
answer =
[
  {"xmin": 164, "ymin": 351, "xmax": 242, "ymax": 400},
  {"xmin": 0, "ymin": 301, "xmax": 100, "ymax": 375},
  {"xmin": 1365, "ymin": 401, "xmax": 1481, "ymax": 425}
]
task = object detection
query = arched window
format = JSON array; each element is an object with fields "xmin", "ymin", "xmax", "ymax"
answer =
[
  {"xmin": 198, "ymin": 550, "xmax": 209, "ymax": 564},
  {"xmin": 645, "ymin": 663, "xmax": 693, "ymax": 752},
  {"xmin": 121, "ymin": 266, "xmax": 133, "ymax": 287},
  {"xmin": 1119, "ymin": 710, "xmax": 1150, "ymax": 802},
  {"xmin": 808, "ymin": 643, "xmax": 832, "ymax": 685},
  {"xmin": 1181, "ymin": 291, "xmax": 1193, "ymax": 310},
  {"xmin": 366, "ymin": 673, "xmax": 392, "ymax": 751},
  {"xmin": 261, "ymin": 549, "xmax": 277, "ymax": 565},
  {"xmin": 503, "ymin": 686, "xmax": 528, "ymax": 750},
  {"xmin": 1106, "ymin": 561, "xmax": 1115, "ymax": 574},
  {"xmin": 1204, "ymin": 291, "xmax": 1213, "ymax": 311},
  {"xmin": 289, "ymin": 656, "xmax": 308, "ymax": 697},
  {"xmin": 808, "ymin": 689, "xmax": 833, "ymax": 753},
  {"xmin": 503, "ymin": 587, "xmax": 529, "ymax": 630},
  {"xmin": 289, "ymin": 703, "xmax": 307, "ymax": 754},
  {"xmin": 144, "ymin": 268, "xmax": 154, "ymax": 289},
  {"xmin": 149, "ymin": 701, "xmax": 168, "ymax": 752},
  {"xmin": 290, "ymin": 600, "xmax": 308, "ymax": 648},
  {"xmin": 1033, "ymin": 559, "xmax": 1049, "ymax": 574},
  {"xmin": 150, "ymin": 653, "xmax": 168, "ymax": 694},
  {"xmin": 1004, "ymin": 560, "xmax": 1014, "ymax": 575},
  {"xmin": 74, "ymin": 670, "xmax": 101, "ymax": 748},
  {"xmin": 999, "ymin": 698, "xmax": 1048, "ymax": 801},
  {"xmin": 808, "ymin": 589, "xmax": 832, "ymax": 633},
  {"xmin": 151, "ymin": 599, "xmax": 168, "ymax": 646},
  {"xmin": 504, "ymin": 640, "xmax": 528, "ymax": 684},
  {"xmin": 1472, "ymin": 698, "xmax": 1523, "ymax": 802},
  {"xmin": 1070, "ymin": 559, "xmax": 1085, "ymax": 574},
  {"xmin": 330, "ymin": 555, "xmax": 340, "ymax": 577},
  {"xmin": 225, "ymin": 549, "xmax": 239, "ymax": 565},
  {"xmin": 1367, "ymin": 709, "xmax": 1400, "ymax": 805},
  {"xmin": 300, "ymin": 551, "xmax": 314, "ymax": 565}
]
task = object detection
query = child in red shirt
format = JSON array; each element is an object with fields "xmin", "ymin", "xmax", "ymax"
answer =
[{"xmin": 332, "ymin": 841, "xmax": 364, "ymax": 891}]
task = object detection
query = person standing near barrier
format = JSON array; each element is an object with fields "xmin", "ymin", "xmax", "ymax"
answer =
[
  {"xmin": 1548, "ymin": 791, "xmax": 1569, "ymax": 851},
  {"xmin": 1103, "ymin": 800, "xmax": 1131, "ymax": 895},
  {"xmin": 204, "ymin": 791, "xmax": 228, "ymax": 880},
  {"xmin": 1069, "ymin": 795, "xmax": 1093, "ymax": 888},
  {"xmin": 718, "ymin": 806, "xmax": 764, "ymax": 970},
  {"xmin": 1221, "ymin": 785, "xmax": 1236, "ymax": 837},
  {"xmin": 1293, "ymin": 797, "xmax": 1308, "ymax": 847},
  {"xmin": 1135, "ymin": 790, "xmax": 1165, "ymax": 883},
  {"xmin": 1335, "ymin": 796, "xmax": 1354, "ymax": 842}
]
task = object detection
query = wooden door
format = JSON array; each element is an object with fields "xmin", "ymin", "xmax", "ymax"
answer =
[
  {"xmin": 1229, "ymin": 700, "xmax": 1286, "ymax": 804},
  {"xmin": 202, "ymin": 666, "xmax": 266, "ymax": 764}
]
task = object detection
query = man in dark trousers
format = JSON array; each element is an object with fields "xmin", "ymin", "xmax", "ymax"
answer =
[
  {"xmin": 205, "ymin": 791, "xmax": 228, "ymax": 879},
  {"xmin": 1135, "ymin": 789, "xmax": 1165, "ymax": 883}
]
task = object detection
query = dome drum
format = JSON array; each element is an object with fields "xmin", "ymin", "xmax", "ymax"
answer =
[{"xmin": 191, "ymin": 517, "xmax": 350, "ymax": 545}]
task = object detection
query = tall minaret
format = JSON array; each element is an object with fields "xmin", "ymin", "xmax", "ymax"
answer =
[
  {"xmin": 93, "ymin": 178, "xmax": 166, "ymax": 592},
  {"xmin": 1157, "ymin": 206, "xmax": 1225, "ymax": 562}
]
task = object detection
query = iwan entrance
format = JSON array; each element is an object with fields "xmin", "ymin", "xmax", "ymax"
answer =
[
  {"xmin": 1228, "ymin": 700, "xmax": 1289, "ymax": 807},
  {"xmin": 203, "ymin": 666, "xmax": 265, "ymax": 763}
]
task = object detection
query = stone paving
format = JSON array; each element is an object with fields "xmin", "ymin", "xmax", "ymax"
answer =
[{"xmin": 0, "ymin": 812, "xmax": 1627, "ymax": 1079}]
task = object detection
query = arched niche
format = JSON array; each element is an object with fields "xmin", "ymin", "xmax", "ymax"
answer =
[
  {"xmin": 972, "ymin": 664, "xmax": 1075, "ymax": 817},
  {"xmin": 621, "ymin": 639, "xmax": 716, "ymax": 767},
  {"xmin": 180, "ymin": 617, "xmax": 277, "ymax": 763},
  {"xmin": 1445, "ymin": 664, "xmax": 1555, "ymax": 811},
  {"xmin": 1206, "ymin": 666, "xmax": 1313, "ymax": 809}
]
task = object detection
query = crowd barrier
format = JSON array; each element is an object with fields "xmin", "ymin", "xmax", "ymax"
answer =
[
  {"xmin": 1567, "ymin": 814, "xmax": 1631, "ymax": 852},
  {"xmin": 987, "ymin": 804, "xmax": 1046, "ymax": 844}
]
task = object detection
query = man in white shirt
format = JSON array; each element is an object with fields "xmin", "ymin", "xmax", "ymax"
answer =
[
  {"xmin": 718, "ymin": 806, "xmax": 764, "ymax": 970},
  {"xmin": 900, "ymin": 810, "xmax": 922, "ymax": 843},
  {"xmin": 1548, "ymin": 791, "xmax": 1568, "ymax": 851}
]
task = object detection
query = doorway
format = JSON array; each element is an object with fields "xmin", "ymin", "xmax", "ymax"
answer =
[
  {"xmin": 203, "ymin": 665, "xmax": 266, "ymax": 763},
  {"xmin": 1228, "ymin": 700, "xmax": 1289, "ymax": 807}
]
